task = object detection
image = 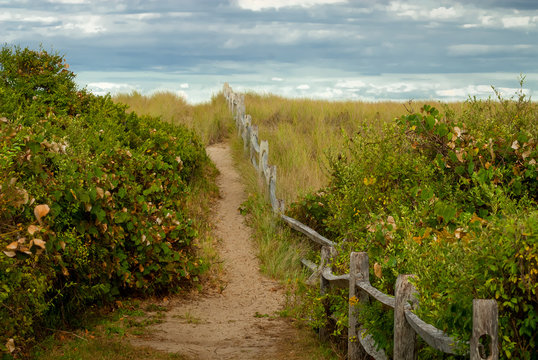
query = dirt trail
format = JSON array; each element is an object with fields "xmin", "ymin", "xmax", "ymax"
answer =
[{"xmin": 132, "ymin": 142, "xmax": 306, "ymax": 359}]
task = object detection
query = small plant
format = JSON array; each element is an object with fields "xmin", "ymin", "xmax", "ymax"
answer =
[{"xmin": 174, "ymin": 311, "xmax": 203, "ymax": 324}]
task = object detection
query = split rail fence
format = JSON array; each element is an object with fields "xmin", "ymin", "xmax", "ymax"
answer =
[{"xmin": 222, "ymin": 83, "xmax": 499, "ymax": 360}]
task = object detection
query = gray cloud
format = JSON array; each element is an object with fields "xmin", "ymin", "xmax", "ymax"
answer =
[{"xmin": 0, "ymin": 0, "xmax": 536, "ymax": 103}]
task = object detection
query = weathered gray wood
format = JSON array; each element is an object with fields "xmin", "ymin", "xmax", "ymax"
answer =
[
  {"xmin": 259, "ymin": 140, "xmax": 269, "ymax": 177},
  {"xmin": 262, "ymin": 159, "xmax": 271, "ymax": 185},
  {"xmin": 404, "ymin": 309, "xmax": 464, "ymax": 355},
  {"xmin": 250, "ymin": 125, "xmax": 259, "ymax": 169},
  {"xmin": 349, "ymin": 252, "xmax": 369, "ymax": 360},
  {"xmin": 358, "ymin": 326, "xmax": 389, "ymax": 360},
  {"xmin": 269, "ymin": 166, "xmax": 284, "ymax": 213},
  {"xmin": 319, "ymin": 246, "xmax": 335, "ymax": 342},
  {"xmin": 301, "ymin": 258, "xmax": 317, "ymax": 272},
  {"xmin": 242, "ymin": 115, "xmax": 251, "ymax": 151},
  {"xmin": 280, "ymin": 214, "xmax": 336, "ymax": 247},
  {"xmin": 356, "ymin": 281, "xmax": 395, "ymax": 309},
  {"xmin": 348, "ymin": 253, "xmax": 360, "ymax": 360},
  {"xmin": 470, "ymin": 299, "xmax": 498, "ymax": 360},
  {"xmin": 305, "ymin": 246, "xmax": 337, "ymax": 285},
  {"xmin": 321, "ymin": 268, "xmax": 349, "ymax": 289},
  {"xmin": 239, "ymin": 94, "xmax": 245, "ymax": 120},
  {"xmin": 394, "ymin": 275, "xmax": 418, "ymax": 360}
]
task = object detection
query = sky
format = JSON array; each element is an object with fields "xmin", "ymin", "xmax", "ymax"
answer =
[{"xmin": 1, "ymin": 0, "xmax": 537, "ymax": 103}]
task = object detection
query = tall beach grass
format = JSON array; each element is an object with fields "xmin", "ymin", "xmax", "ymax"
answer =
[{"xmin": 243, "ymin": 92, "xmax": 463, "ymax": 204}]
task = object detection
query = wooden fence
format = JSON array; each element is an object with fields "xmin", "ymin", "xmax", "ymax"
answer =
[{"xmin": 222, "ymin": 83, "xmax": 499, "ymax": 360}]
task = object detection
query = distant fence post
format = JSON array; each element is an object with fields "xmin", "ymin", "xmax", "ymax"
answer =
[
  {"xmin": 470, "ymin": 300, "xmax": 499, "ymax": 360},
  {"xmin": 242, "ymin": 115, "xmax": 251, "ymax": 152},
  {"xmin": 249, "ymin": 124, "xmax": 259, "ymax": 170},
  {"xmin": 348, "ymin": 252, "xmax": 369, "ymax": 360},
  {"xmin": 394, "ymin": 274, "xmax": 417, "ymax": 360},
  {"xmin": 222, "ymin": 83, "xmax": 285, "ymax": 215}
]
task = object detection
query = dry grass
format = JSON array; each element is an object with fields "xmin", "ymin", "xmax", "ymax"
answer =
[
  {"xmin": 243, "ymin": 92, "xmax": 463, "ymax": 204},
  {"xmin": 114, "ymin": 91, "xmax": 233, "ymax": 146}
]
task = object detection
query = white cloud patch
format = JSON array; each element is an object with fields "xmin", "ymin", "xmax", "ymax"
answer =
[
  {"xmin": 311, "ymin": 87, "xmax": 343, "ymax": 98},
  {"xmin": 296, "ymin": 84, "xmax": 310, "ymax": 90},
  {"xmin": 47, "ymin": 0, "xmax": 88, "ymax": 3},
  {"xmin": 366, "ymin": 82, "xmax": 418, "ymax": 95},
  {"xmin": 0, "ymin": 11, "xmax": 59, "ymax": 23},
  {"xmin": 271, "ymin": 77, "xmax": 284, "ymax": 81},
  {"xmin": 387, "ymin": 2, "xmax": 462, "ymax": 21},
  {"xmin": 429, "ymin": 6, "xmax": 459, "ymax": 20},
  {"xmin": 55, "ymin": 16, "xmax": 106, "ymax": 34},
  {"xmin": 235, "ymin": 0, "xmax": 348, "ymax": 11},
  {"xmin": 180, "ymin": 83, "xmax": 189, "ymax": 89},
  {"xmin": 87, "ymin": 82, "xmax": 135, "ymax": 95},
  {"xmin": 448, "ymin": 44, "xmax": 533, "ymax": 56},
  {"xmin": 461, "ymin": 11, "xmax": 538, "ymax": 30},
  {"xmin": 502, "ymin": 16, "xmax": 533, "ymax": 28},
  {"xmin": 335, "ymin": 79, "xmax": 366, "ymax": 89}
]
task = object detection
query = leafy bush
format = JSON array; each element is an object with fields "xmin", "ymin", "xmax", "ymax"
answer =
[
  {"xmin": 0, "ymin": 46, "xmax": 210, "ymax": 356},
  {"xmin": 293, "ymin": 82, "xmax": 537, "ymax": 359}
]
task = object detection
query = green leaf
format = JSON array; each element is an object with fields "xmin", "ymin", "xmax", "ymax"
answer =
[
  {"xmin": 435, "ymin": 123, "xmax": 449, "ymax": 137},
  {"xmin": 467, "ymin": 160, "xmax": 474, "ymax": 175},
  {"xmin": 425, "ymin": 115, "xmax": 435, "ymax": 130}
]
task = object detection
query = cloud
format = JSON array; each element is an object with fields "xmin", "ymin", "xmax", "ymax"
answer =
[
  {"xmin": 47, "ymin": 0, "xmax": 88, "ymax": 3},
  {"xmin": 335, "ymin": 80, "xmax": 366, "ymax": 89},
  {"xmin": 87, "ymin": 82, "xmax": 135, "ymax": 95},
  {"xmin": 180, "ymin": 83, "xmax": 189, "ymax": 89},
  {"xmin": 448, "ymin": 44, "xmax": 534, "ymax": 56},
  {"xmin": 54, "ymin": 15, "xmax": 106, "ymax": 34},
  {"xmin": 429, "ymin": 6, "xmax": 459, "ymax": 19},
  {"xmin": 387, "ymin": 2, "xmax": 462, "ymax": 21},
  {"xmin": 502, "ymin": 15, "xmax": 534, "ymax": 28},
  {"xmin": 434, "ymin": 84, "xmax": 529, "ymax": 99},
  {"xmin": 235, "ymin": 0, "xmax": 348, "ymax": 11},
  {"xmin": 1, "ymin": 0, "xmax": 536, "ymax": 103},
  {"xmin": 296, "ymin": 84, "xmax": 310, "ymax": 90}
]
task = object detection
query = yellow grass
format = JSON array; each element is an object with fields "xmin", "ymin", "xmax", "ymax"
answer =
[
  {"xmin": 243, "ymin": 92, "xmax": 463, "ymax": 204},
  {"xmin": 114, "ymin": 90, "xmax": 463, "ymax": 206},
  {"xmin": 113, "ymin": 91, "xmax": 233, "ymax": 146}
]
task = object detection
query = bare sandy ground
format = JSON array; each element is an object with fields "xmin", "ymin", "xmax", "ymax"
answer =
[{"xmin": 131, "ymin": 143, "xmax": 308, "ymax": 359}]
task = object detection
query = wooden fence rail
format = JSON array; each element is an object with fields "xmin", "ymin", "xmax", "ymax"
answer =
[{"xmin": 222, "ymin": 83, "xmax": 499, "ymax": 360}]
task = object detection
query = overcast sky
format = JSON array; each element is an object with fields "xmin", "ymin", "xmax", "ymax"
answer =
[{"xmin": 1, "ymin": 0, "xmax": 537, "ymax": 103}]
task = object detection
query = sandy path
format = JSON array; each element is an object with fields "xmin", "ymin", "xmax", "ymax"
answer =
[{"xmin": 132, "ymin": 142, "xmax": 301, "ymax": 359}]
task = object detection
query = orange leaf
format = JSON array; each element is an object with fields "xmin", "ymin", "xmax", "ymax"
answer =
[
  {"xmin": 31, "ymin": 238, "xmax": 46, "ymax": 249},
  {"xmin": 28, "ymin": 224, "xmax": 41, "ymax": 235},
  {"xmin": 34, "ymin": 204, "xmax": 50, "ymax": 224},
  {"xmin": 374, "ymin": 262, "xmax": 383, "ymax": 278},
  {"xmin": 6, "ymin": 338, "xmax": 15, "ymax": 353},
  {"xmin": 6, "ymin": 241, "xmax": 18, "ymax": 251}
]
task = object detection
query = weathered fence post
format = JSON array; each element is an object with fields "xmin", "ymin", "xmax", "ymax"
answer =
[
  {"xmin": 394, "ymin": 274, "xmax": 417, "ymax": 360},
  {"xmin": 349, "ymin": 252, "xmax": 369, "ymax": 360},
  {"xmin": 470, "ymin": 299, "xmax": 499, "ymax": 360},
  {"xmin": 249, "ymin": 125, "xmax": 259, "ymax": 169},
  {"xmin": 319, "ymin": 245, "xmax": 335, "ymax": 342},
  {"xmin": 242, "ymin": 115, "xmax": 251, "ymax": 152}
]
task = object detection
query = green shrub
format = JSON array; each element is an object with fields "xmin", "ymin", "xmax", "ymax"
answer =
[
  {"xmin": 0, "ymin": 46, "xmax": 210, "ymax": 356},
  {"xmin": 293, "ymin": 82, "xmax": 538, "ymax": 359}
]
